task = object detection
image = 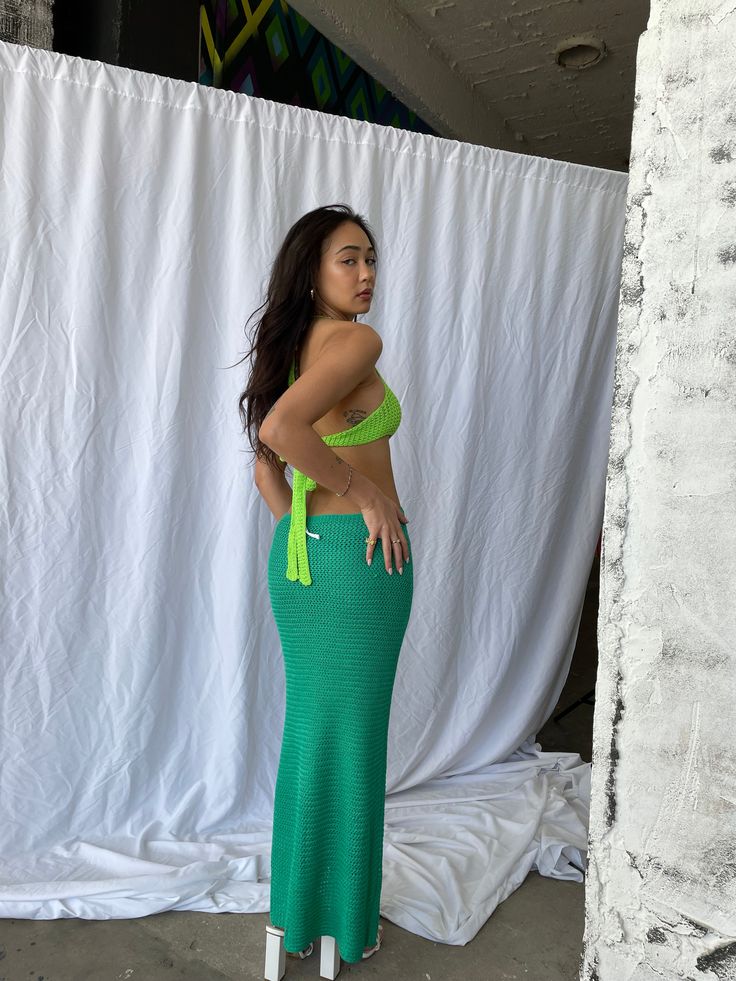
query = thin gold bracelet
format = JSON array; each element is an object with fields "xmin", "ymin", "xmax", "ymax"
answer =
[{"xmin": 335, "ymin": 462, "xmax": 353, "ymax": 497}]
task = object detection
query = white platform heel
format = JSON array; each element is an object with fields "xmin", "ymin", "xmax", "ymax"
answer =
[
  {"xmin": 319, "ymin": 935, "xmax": 341, "ymax": 979},
  {"xmin": 265, "ymin": 924, "xmax": 316, "ymax": 979},
  {"xmin": 264, "ymin": 924, "xmax": 286, "ymax": 981},
  {"xmin": 266, "ymin": 924, "xmax": 378, "ymax": 978}
]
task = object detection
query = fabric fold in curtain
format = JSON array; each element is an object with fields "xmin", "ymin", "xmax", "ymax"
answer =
[{"xmin": 0, "ymin": 39, "xmax": 627, "ymax": 944}]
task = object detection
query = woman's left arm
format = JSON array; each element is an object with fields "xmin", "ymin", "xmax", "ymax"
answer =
[{"xmin": 255, "ymin": 455, "xmax": 292, "ymax": 521}]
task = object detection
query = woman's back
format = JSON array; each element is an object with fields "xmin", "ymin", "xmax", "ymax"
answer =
[{"xmin": 296, "ymin": 317, "xmax": 403, "ymax": 517}]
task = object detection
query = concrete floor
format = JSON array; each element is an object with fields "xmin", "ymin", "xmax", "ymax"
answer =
[{"xmin": 1, "ymin": 557, "xmax": 600, "ymax": 981}]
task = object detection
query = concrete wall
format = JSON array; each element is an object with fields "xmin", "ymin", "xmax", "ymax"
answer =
[
  {"xmin": 288, "ymin": 0, "xmax": 522, "ymax": 154},
  {"xmin": 582, "ymin": 1, "xmax": 736, "ymax": 978},
  {"xmin": 288, "ymin": 0, "xmax": 645, "ymax": 171},
  {"xmin": 0, "ymin": 0, "xmax": 53, "ymax": 48}
]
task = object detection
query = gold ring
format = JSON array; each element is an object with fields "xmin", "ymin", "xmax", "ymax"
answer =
[{"xmin": 365, "ymin": 537, "xmax": 378, "ymax": 545}]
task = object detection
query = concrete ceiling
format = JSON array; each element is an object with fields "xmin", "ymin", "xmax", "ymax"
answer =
[{"xmin": 288, "ymin": 0, "xmax": 651, "ymax": 173}]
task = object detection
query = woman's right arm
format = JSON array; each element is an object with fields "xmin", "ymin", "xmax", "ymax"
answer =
[
  {"xmin": 261, "ymin": 322, "xmax": 410, "ymax": 573},
  {"xmin": 258, "ymin": 323, "xmax": 380, "ymax": 510}
]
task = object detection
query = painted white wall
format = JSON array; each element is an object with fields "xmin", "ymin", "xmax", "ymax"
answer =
[{"xmin": 583, "ymin": 1, "xmax": 736, "ymax": 978}]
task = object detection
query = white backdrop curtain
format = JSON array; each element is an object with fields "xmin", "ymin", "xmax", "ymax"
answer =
[{"xmin": 0, "ymin": 40, "xmax": 627, "ymax": 944}]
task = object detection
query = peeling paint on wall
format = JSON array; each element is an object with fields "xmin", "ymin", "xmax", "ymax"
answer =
[
  {"xmin": 581, "ymin": 1, "xmax": 736, "ymax": 978},
  {"xmin": 0, "ymin": 0, "xmax": 53, "ymax": 48}
]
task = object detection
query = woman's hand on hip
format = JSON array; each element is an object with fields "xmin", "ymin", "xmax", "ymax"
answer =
[{"xmin": 360, "ymin": 495, "xmax": 410, "ymax": 574}]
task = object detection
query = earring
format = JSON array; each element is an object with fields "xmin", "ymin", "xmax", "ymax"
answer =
[{"xmin": 310, "ymin": 288, "xmax": 314, "ymax": 300}]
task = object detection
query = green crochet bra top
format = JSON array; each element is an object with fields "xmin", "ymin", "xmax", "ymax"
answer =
[{"xmin": 278, "ymin": 356, "xmax": 402, "ymax": 585}]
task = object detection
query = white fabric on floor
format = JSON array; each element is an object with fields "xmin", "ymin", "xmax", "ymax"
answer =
[{"xmin": 0, "ymin": 40, "xmax": 627, "ymax": 941}]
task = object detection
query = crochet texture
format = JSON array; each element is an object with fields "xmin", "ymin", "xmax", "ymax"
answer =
[{"xmin": 267, "ymin": 510, "xmax": 413, "ymax": 962}]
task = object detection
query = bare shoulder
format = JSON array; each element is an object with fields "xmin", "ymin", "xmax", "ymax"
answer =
[
  {"xmin": 315, "ymin": 318, "xmax": 382, "ymax": 357},
  {"xmin": 262, "ymin": 320, "xmax": 382, "ymax": 434}
]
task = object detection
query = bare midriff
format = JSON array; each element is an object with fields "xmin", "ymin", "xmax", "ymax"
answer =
[
  {"xmin": 306, "ymin": 436, "xmax": 402, "ymax": 517},
  {"xmin": 295, "ymin": 317, "xmax": 403, "ymax": 518}
]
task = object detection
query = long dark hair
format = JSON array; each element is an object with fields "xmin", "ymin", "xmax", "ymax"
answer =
[{"xmin": 233, "ymin": 203, "xmax": 378, "ymax": 473}]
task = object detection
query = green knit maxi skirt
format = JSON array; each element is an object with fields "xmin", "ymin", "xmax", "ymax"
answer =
[{"xmin": 267, "ymin": 510, "xmax": 413, "ymax": 963}]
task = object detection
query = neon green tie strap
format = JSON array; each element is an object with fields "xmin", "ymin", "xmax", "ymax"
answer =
[
  {"xmin": 278, "ymin": 357, "xmax": 316, "ymax": 585},
  {"xmin": 285, "ymin": 467, "xmax": 318, "ymax": 585}
]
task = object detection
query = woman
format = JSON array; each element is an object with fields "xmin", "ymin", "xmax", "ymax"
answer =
[{"xmin": 237, "ymin": 204, "xmax": 413, "ymax": 971}]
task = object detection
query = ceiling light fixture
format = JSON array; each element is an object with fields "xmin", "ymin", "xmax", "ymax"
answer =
[{"xmin": 555, "ymin": 35, "xmax": 607, "ymax": 70}]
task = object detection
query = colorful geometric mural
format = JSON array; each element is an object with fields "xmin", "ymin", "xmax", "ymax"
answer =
[{"xmin": 198, "ymin": 0, "xmax": 437, "ymax": 134}]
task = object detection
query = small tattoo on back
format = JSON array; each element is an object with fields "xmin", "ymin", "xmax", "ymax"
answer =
[{"xmin": 343, "ymin": 408, "xmax": 368, "ymax": 427}]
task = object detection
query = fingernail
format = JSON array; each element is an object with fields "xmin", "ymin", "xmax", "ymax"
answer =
[
  {"xmin": 398, "ymin": 567, "xmax": 403, "ymax": 575},
  {"xmin": 388, "ymin": 568, "xmax": 392, "ymax": 575},
  {"xmin": 367, "ymin": 559, "xmax": 371, "ymax": 566}
]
